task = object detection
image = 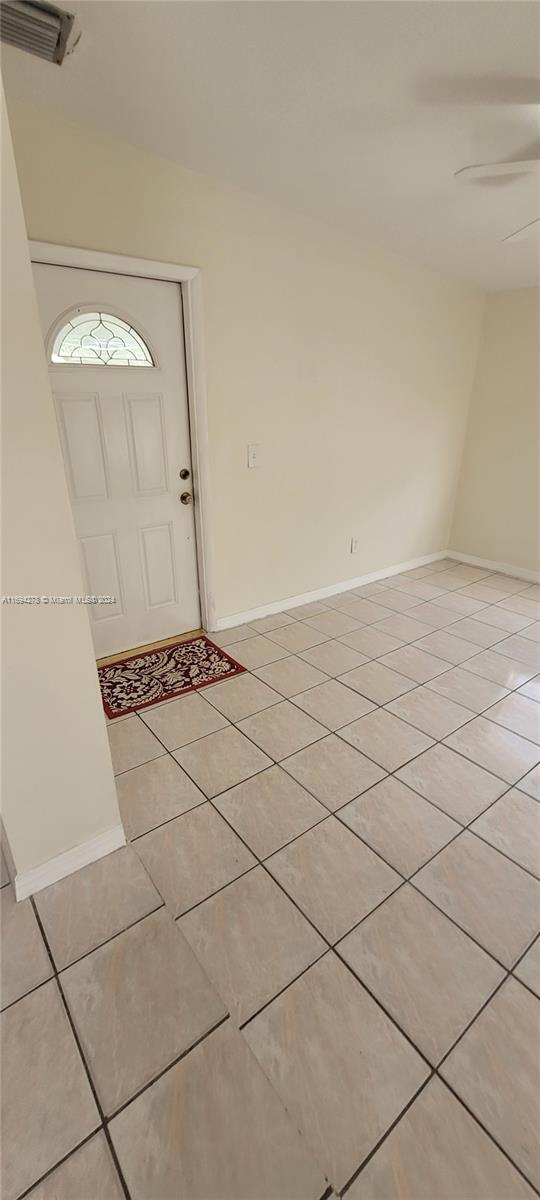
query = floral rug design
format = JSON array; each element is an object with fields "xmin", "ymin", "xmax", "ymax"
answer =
[{"xmin": 98, "ymin": 635, "xmax": 245, "ymax": 718}]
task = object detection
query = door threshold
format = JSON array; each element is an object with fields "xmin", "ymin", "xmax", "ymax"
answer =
[{"xmin": 97, "ymin": 628, "xmax": 204, "ymax": 668}]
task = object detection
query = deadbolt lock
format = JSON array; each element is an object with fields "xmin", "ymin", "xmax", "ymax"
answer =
[
  {"xmin": 180, "ymin": 491, "xmax": 193, "ymax": 505},
  {"xmin": 179, "ymin": 468, "xmax": 190, "ymax": 480}
]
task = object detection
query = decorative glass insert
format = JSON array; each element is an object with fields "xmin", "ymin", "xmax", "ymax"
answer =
[{"xmin": 51, "ymin": 311, "xmax": 154, "ymax": 366}]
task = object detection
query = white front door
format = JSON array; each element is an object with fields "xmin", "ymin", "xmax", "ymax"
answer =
[{"xmin": 33, "ymin": 263, "xmax": 201, "ymax": 657}]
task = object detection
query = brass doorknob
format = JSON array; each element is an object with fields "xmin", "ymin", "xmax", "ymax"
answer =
[{"xmin": 180, "ymin": 491, "xmax": 193, "ymax": 505}]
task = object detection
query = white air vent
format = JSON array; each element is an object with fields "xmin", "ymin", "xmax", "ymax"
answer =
[{"xmin": 0, "ymin": 0, "xmax": 74, "ymax": 64}]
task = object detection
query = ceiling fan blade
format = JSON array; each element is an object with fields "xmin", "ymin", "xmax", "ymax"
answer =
[
  {"xmin": 502, "ymin": 217, "xmax": 540, "ymax": 244},
  {"xmin": 455, "ymin": 160, "xmax": 540, "ymax": 180}
]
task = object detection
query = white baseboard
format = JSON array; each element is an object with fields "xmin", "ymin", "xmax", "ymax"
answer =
[
  {"xmin": 14, "ymin": 825, "xmax": 126, "ymax": 901},
  {"xmin": 448, "ymin": 550, "xmax": 540, "ymax": 585},
  {"xmin": 212, "ymin": 551, "xmax": 448, "ymax": 631}
]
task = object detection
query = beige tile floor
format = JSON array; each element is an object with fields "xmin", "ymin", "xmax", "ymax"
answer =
[{"xmin": 2, "ymin": 558, "xmax": 540, "ymax": 1199}]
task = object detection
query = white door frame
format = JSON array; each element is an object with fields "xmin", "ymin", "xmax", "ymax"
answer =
[{"xmin": 29, "ymin": 241, "xmax": 217, "ymax": 633}]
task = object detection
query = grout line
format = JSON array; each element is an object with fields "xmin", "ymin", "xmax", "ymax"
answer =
[
  {"xmin": 338, "ymin": 1073, "xmax": 434, "ymax": 1197},
  {"xmin": 128, "ymin": 798, "xmax": 207, "ymax": 843},
  {"xmin": 436, "ymin": 961, "xmax": 525, "ymax": 1073},
  {"xmin": 123, "ymin": 634, "xmax": 537, "ymax": 1058},
  {"xmin": 109, "ymin": 596, "xmax": 536, "ymax": 911},
  {"xmin": 256, "ymin": 614, "xmax": 535, "ymax": 763},
  {"xmin": 28, "ymin": 895, "xmax": 232, "ymax": 1190},
  {"xmin": 121, "ymin": 593, "xmax": 539, "ymax": 938},
  {"xmin": 105, "ymin": 1013, "xmax": 230, "ymax": 1122},
  {"xmin": 476, "ymin": 711, "xmax": 540, "ymax": 752},
  {"xmin": 114, "ymin": 581, "xmax": 538, "ymax": 770},
  {"xmin": 166, "ymin": 861, "xmax": 261, "ymax": 921},
  {"xmin": 29, "ymin": 905, "xmax": 105, "ymax": 1121},
  {"xmin": 8, "ymin": 567, "xmax": 537, "ymax": 1199},
  {"xmin": 234, "ymin": 946, "xmax": 330, "ymax": 1031},
  {"xmin": 14, "ymin": 1129, "xmax": 104, "ymax": 1200},
  {"xmin": 335, "ymin": 906, "xmax": 540, "ymax": 1196},
  {"xmin": 330, "ymin": 818, "xmax": 515, "ymax": 973},
  {"xmin": 434, "ymin": 1076, "xmax": 540, "ymax": 1198},
  {"xmin": 52, "ymin": 903, "xmax": 165, "ymax": 976},
  {"xmin": 407, "ymin": 877, "xmax": 539, "ymax": 972},
  {"xmin": 128, "ymin": 708, "xmax": 342, "ymax": 938},
  {"xmin": 331, "ymin": 947, "xmax": 435, "ymax": 1071},
  {"xmin": 170, "ymin": 612, "xmax": 540, "ymax": 1196},
  {"xmin": 1, "ymin": 973, "xmax": 59, "ymax": 1016},
  {"xmin": 509, "ymin": 932, "xmax": 540, "ymax": 1001},
  {"xmin": 127, "ymin": 759, "xmax": 330, "ymax": 846},
  {"xmin": 29, "ymin": 901, "xmax": 132, "ymax": 1199},
  {"xmin": 102, "ymin": 1127, "xmax": 132, "ymax": 1200},
  {"xmin": 339, "ymin": 1065, "xmax": 540, "ymax": 1199},
  {"xmin": 111, "ymin": 747, "xmax": 168, "ymax": 778},
  {"xmin": 29, "ymin": 903, "xmax": 193, "ymax": 1200},
  {"xmin": 464, "ymin": 824, "xmax": 540, "ymax": 882}
]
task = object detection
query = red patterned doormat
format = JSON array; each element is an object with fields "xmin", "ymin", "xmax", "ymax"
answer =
[{"xmin": 98, "ymin": 635, "xmax": 245, "ymax": 718}]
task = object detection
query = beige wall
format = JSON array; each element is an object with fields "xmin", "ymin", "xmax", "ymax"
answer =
[
  {"xmin": 451, "ymin": 288, "xmax": 540, "ymax": 575},
  {"xmin": 7, "ymin": 99, "xmax": 484, "ymax": 619},
  {"xmin": 1, "ymin": 93, "xmax": 122, "ymax": 883}
]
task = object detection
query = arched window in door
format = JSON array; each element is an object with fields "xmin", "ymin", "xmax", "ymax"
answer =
[{"xmin": 51, "ymin": 310, "xmax": 154, "ymax": 366}]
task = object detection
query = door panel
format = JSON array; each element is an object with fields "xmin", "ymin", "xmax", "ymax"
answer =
[
  {"xmin": 57, "ymin": 394, "xmax": 109, "ymax": 500},
  {"xmin": 139, "ymin": 523, "xmax": 177, "ymax": 609},
  {"xmin": 126, "ymin": 394, "xmax": 168, "ymax": 495},
  {"xmin": 80, "ymin": 533, "xmax": 124, "ymax": 621},
  {"xmin": 33, "ymin": 263, "xmax": 200, "ymax": 656}
]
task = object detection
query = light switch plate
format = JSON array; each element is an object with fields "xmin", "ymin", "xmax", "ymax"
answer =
[{"xmin": 247, "ymin": 443, "xmax": 260, "ymax": 469}]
